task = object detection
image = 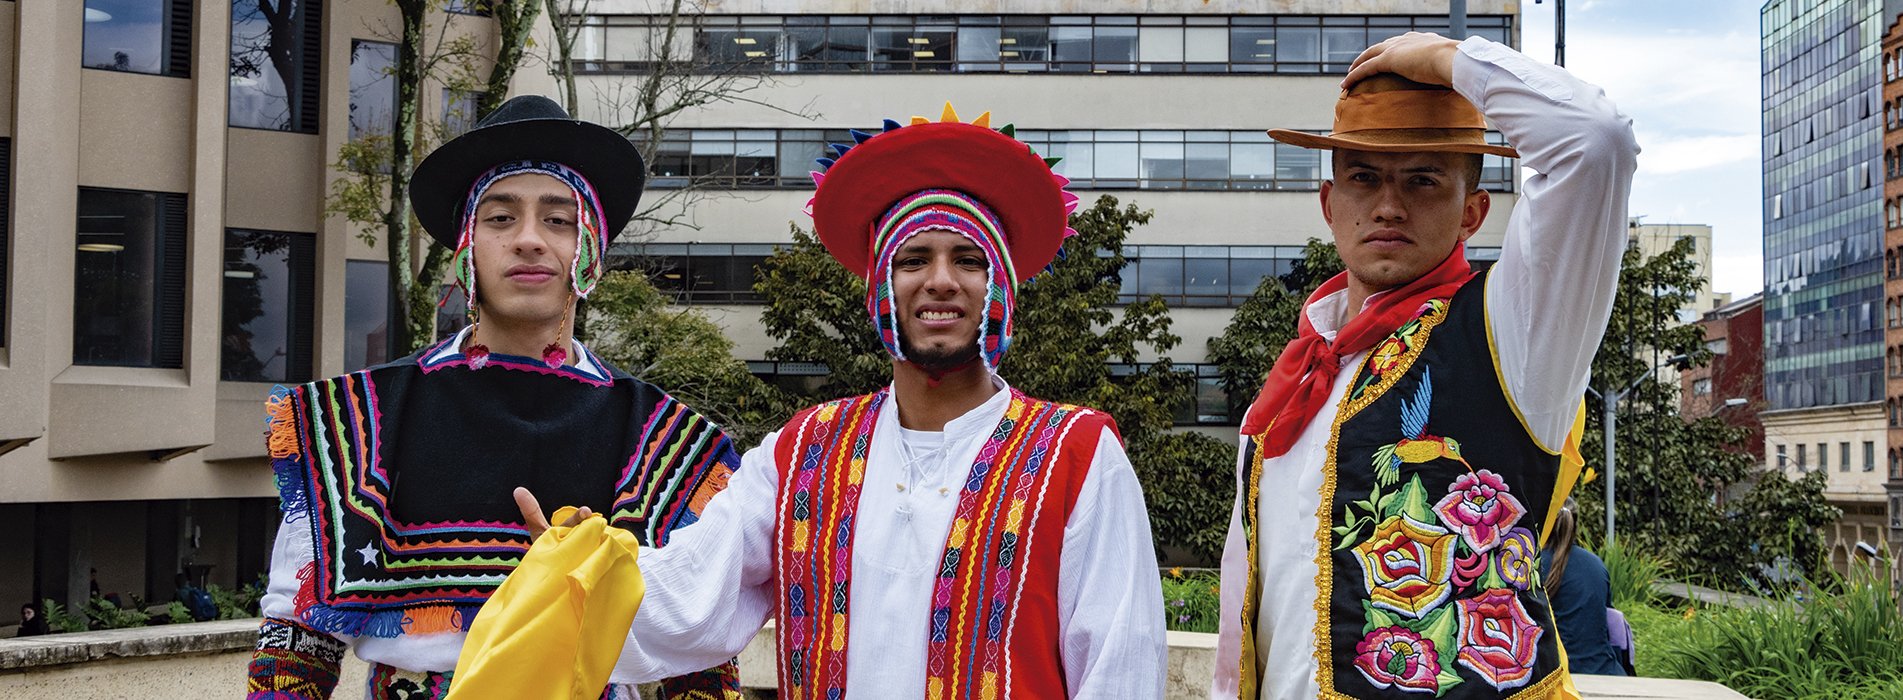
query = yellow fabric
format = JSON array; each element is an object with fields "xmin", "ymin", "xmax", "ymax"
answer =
[
  {"xmin": 444, "ymin": 507, "xmax": 645, "ymax": 700},
  {"xmin": 1538, "ymin": 402, "xmax": 1589, "ymax": 549}
]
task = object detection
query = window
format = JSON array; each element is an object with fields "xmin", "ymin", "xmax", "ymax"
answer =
[
  {"xmin": 1841, "ymin": 441, "xmax": 1851, "ymax": 473},
  {"xmin": 1891, "ymin": 448, "xmax": 1902, "ymax": 480},
  {"xmin": 626, "ymin": 243, "xmax": 778, "ymax": 303},
  {"xmin": 446, "ymin": 0, "xmax": 492, "ymax": 16},
  {"xmin": 642, "ymin": 127, "xmax": 1517, "ymax": 193},
  {"xmin": 1816, "ymin": 442, "xmax": 1827, "ymax": 471},
  {"xmin": 344, "ymin": 260, "xmax": 391, "ymax": 371},
  {"xmin": 1777, "ymin": 443, "xmax": 1788, "ymax": 470},
  {"xmin": 73, "ymin": 188, "xmax": 188, "ymax": 368},
  {"xmin": 1865, "ymin": 441, "xmax": 1876, "ymax": 473},
  {"xmin": 229, "ymin": 0, "xmax": 324, "ymax": 132},
  {"xmin": 1797, "ymin": 443, "xmax": 1807, "ymax": 470},
  {"xmin": 575, "ymin": 14, "xmax": 1512, "ymax": 75},
  {"xmin": 442, "ymin": 88, "xmax": 481, "ymax": 136},
  {"xmin": 222, "ymin": 229, "xmax": 315, "ymax": 383},
  {"xmin": 82, "ymin": 0, "xmax": 192, "ymax": 77},
  {"xmin": 1891, "ymin": 495, "xmax": 1902, "ymax": 530},
  {"xmin": 1692, "ymin": 377, "xmax": 1712, "ymax": 395},
  {"xmin": 348, "ymin": 41, "xmax": 399, "ymax": 140}
]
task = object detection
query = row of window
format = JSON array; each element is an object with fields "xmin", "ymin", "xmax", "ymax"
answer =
[
  {"xmin": 1773, "ymin": 440, "xmax": 1877, "ymax": 473},
  {"xmin": 646, "ymin": 128, "xmax": 1517, "ymax": 192},
  {"xmin": 577, "ymin": 13, "xmax": 1512, "ymax": 75},
  {"xmin": 625, "ymin": 244, "xmax": 1504, "ymax": 306}
]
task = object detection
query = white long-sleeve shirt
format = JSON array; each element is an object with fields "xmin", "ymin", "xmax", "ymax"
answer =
[
  {"xmin": 613, "ymin": 379, "xmax": 1168, "ymax": 698},
  {"xmin": 1212, "ymin": 36, "xmax": 1640, "ymax": 700}
]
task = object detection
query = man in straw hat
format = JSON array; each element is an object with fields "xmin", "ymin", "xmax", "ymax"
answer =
[
  {"xmin": 245, "ymin": 95, "xmax": 742, "ymax": 699},
  {"xmin": 510, "ymin": 104, "xmax": 1166, "ymax": 698},
  {"xmin": 1213, "ymin": 33, "xmax": 1638, "ymax": 699}
]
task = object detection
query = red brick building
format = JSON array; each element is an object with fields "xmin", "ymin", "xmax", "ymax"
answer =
[{"xmin": 1682, "ymin": 295, "xmax": 1764, "ymax": 463}]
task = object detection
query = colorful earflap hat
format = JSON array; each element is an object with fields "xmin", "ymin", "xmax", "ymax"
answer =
[{"xmin": 809, "ymin": 104, "xmax": 1080, "ymax": 372}]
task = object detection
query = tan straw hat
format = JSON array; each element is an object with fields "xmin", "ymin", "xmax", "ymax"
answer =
[{"xmin": 1267, "ymin": 74, "xmax": 1518, "ymax": 158}]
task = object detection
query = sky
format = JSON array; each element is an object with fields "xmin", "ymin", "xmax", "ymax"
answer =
[{"xmin": 1518, "ymin": 0, "xmax": 1764, "ymax": 298}]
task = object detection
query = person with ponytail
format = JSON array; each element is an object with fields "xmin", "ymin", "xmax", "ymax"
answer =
[{"xmin": 1540, "ymin": 500, "xmax": 1629, "ymax": 677}]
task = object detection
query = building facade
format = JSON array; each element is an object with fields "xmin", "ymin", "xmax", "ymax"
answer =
[
  {"xmin": 0, "ymin": 0, "xmax": 489, "ymax": 621},
  {"xmin": 1881, "ymin": 3, "xmax": 1903, "ymax": 571},
  {"xmin": 1629, "ymin": 221, "xmax": 1732, "ymax": 325},
  {"xmin": 1761, "ymin": 0, "xmax": 1903, "ymax": 575},
  {"xmin": 516, "ymin": 0, "xmax": 1524, "ymax": 431},
  {"xmin": 1682, "ymin": 294, "xmax": 1765, "ymax": 465}
]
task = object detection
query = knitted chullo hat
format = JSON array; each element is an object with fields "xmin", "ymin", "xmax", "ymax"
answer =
[{"xmin": 808, "ymin": 104, "xmax": 1080, "ymax": 372}]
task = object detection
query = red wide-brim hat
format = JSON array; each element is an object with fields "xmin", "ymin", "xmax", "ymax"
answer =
[{"xmin": 812, "ymin": 114, "xmax": 1069, "ymax": 283}]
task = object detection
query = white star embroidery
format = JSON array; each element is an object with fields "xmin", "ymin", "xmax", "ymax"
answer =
[{"xmin": 357, "ymin": 543, "xmax": 378, "ymax": 565}]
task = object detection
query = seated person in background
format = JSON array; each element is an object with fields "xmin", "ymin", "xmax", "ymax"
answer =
[{"xmin": 1539, "ymin": 499, "xmax": 1627, "ymax": 676}]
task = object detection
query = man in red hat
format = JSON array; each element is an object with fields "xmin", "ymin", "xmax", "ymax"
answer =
[
  {"xmin": 1213, "ymin": 33, "xmax": 1638, "ymax": 699},
  {"xmin": 520, "ymin": 105, "xmax": 1166, "ymax": 698}
]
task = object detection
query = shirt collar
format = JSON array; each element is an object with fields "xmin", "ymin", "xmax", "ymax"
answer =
[
  {"xmin": 425, "ymin": 325, "xmax": 608, "ymax": 383},
  {"xmin": 1305, "ymin": 287, "xmax": 1392, "ymax": 343},
  {"xmin": 881, "ymin": 374, "xmax": 1013, "ymax": 437}
]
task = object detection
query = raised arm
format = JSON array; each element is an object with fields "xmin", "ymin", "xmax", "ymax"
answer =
[
  {"xmin": 1459, "ymin": 36, "xmax": 1639, "ymax": 448},
  {"xmin": 1348, "ymin": 32, "xmax": 1640, "ymax": 448}
]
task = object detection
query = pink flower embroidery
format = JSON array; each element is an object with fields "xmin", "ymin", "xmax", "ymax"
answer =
[
  {"xmin": 1453, "ymin": 549, "xmax": 1489, "ymax": 589},
  {"xmin": 1456, "ymin": 589, "xmax": 1544, "ymax": 690},
  {"xmin": 1353, "ymin": 626, "xmax": 1442, "ymax": 694},
  {"xmin": 1433, "ymin": 469, "xmax": 1525, "ymax": 553}
]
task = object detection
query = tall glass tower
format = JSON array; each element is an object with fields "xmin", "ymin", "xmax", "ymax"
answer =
[{"xmin": 1761, "ymin": 0, "xmax": 1887, "ymax": 409}]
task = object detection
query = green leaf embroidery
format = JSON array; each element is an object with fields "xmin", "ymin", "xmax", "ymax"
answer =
[
  {"xmin": 1397, "ymin": 474, "xmax": 1435, "ymax": 523},
  {"xmin": 1363, "ymin": 600, "xmax": 1401, "ymax": 634}
]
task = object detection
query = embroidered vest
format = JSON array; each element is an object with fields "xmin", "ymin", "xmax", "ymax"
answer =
[
  {"xmin": 770, "ymin": 389, "xmax": 1111, "ymax": 700},
  {"xmin": 1237, "ymin": 271, "xmax": 1584, "ymax": 699}
]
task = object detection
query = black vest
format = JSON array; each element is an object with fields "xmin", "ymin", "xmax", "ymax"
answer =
[{"xmin": 1270, "ymin": 270, "xmax": 1574, "ymax": 698}]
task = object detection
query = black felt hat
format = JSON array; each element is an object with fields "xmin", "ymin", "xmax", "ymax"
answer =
[{"xmin": 410, "ymin": 95, "xmax": 646, "ymax": 250}]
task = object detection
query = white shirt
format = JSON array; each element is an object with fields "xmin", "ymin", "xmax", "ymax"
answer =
[
  {"xmin": 613, "ymin": 378, "xmax": 1168, "ymax": 698},
  {"xmin": 1211, "ymin": 37, "xmax": 1640, "ymax": 700}
]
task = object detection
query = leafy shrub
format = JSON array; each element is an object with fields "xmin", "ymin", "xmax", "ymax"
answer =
[
  {"xmin": 1601, "ymin": 540, "xmax": 1667, "ymax": 609},
  {"xmin": 165, "ymin": 601, "xmax": 193, "ymax": 624},
  {"xmin": 39, "ymin": 598, "xmax": 87, "ymax": 634},
  {"xmin": 207, "ymin": 581, "xmax": 265, "ymax": 620},
  {"xmin": 1647, "ymin": 564, "xmax": 1903, "ymax": 699},
  {"xmin": 82, "ymin": 596, "xmax": 150, "ymax": 629}
]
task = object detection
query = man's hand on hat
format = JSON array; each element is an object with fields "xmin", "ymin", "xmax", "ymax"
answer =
[
  {"xmin": 513, "ymin": 486, "xmax": 592, "ymax": 541},
  {"xmin": 1342, "ymin": 32, "xmax": 1462, "ymax": 91}
]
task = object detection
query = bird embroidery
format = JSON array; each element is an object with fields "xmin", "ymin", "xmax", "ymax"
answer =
[{"xmin": 1370, "ymin": 367, "xmax": 1473, "ymax": 487}]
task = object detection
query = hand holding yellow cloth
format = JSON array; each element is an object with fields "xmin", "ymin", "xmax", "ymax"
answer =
[{"xmin": 444, "ymin": 506, "xmax": 644, "ymax": 700}]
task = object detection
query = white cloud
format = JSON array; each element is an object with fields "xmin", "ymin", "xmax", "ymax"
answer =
[{"xmin": 1631, "ymin": 132, "xmax": 1759, "ymax": 175}]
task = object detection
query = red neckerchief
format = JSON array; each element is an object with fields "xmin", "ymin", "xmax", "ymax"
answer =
[{"xmin": 1239, "ymin": 244, "xmax": 1473, "ymax": 457}]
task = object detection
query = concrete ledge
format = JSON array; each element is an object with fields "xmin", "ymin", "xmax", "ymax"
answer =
[
  {"xmin": 0, "ymin": 619, "xmax": 1751, "ymax": 699},
  {"xmin": 1651, "ymin": 580, "xmax": 1772, "ymax": 610},
  {"xmin": 0, "ymin": 619, "xmax": 258, "ymax": 671}
]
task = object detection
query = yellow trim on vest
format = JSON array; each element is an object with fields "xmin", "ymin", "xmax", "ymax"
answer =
[
  {"xmin": 1538, "ymin": 403, "xmax": 1589, "ymax": 548},
  {"xmin": 1482, "ymin": 273, "xmax": 1564, "ymax": 457}
]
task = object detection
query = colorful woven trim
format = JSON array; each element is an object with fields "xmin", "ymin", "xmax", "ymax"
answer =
[
  {"xmin": 447, "ymin": 160, "xmax": 609, "ymax": 313},
  {"xmin": 247, "ymin": 617, "xmax": 347, "ymax": 700},
  {"xmin": 607, "ymin": 394, "xmax": 740, "ymax": 547},
  {"xmin": 267, "ymin": 371, "xmax": 734, "ymax": 639},
  {"xmin": 773, "ymin": 390, "xmax": 1095, "ymax": 700},
  {"xmin": 867, "ymin": 190, "xmax": 1016, "ymax": 372}
]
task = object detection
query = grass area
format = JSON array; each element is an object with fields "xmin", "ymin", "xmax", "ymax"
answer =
[{"xmin": 1621, "ymin": 568, "xmax": 1903, "ymax": 700}]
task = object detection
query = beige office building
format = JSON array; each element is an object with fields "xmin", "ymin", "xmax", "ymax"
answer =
[
  {"xmin": 0, "ymin": 0, "xmax": 1523, "ymax": 621},
  {"xmin": 0, "ymin": 0, "xmax": 491, "ymax": 617}
]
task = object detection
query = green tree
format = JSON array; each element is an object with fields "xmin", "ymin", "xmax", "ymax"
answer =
[
  {"xmin": 325, "ymin": 1, "xmax": 543, "ymax": 356},
  {"xmin": 582, "ymin": 269, "xmax": 790, "ymax": 446},
  {"xmin": 1206, "ymin": 239, "xmax": 1342, "ymax": 409}
]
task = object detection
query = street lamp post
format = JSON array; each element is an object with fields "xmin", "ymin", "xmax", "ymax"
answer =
[{"xmin": 1585, "ymin": 354, "xmax": 1689, "ymax": 546}]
